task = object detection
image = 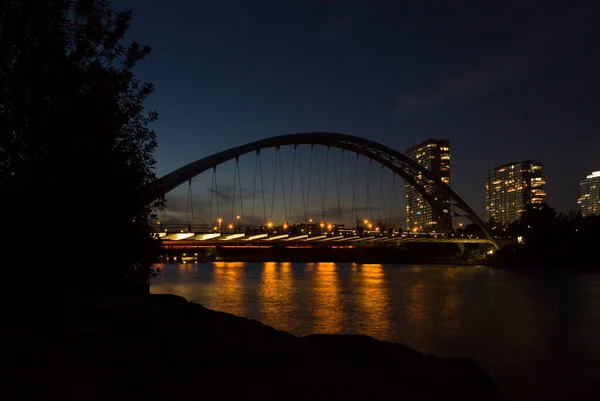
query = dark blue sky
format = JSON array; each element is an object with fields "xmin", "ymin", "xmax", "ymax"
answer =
[{"xmin": 118, "ymin": 0, "xmax": 600, "ymax": 219}]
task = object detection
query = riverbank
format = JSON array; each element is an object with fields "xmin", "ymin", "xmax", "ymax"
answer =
[{"xmin": 2, "ymin": 292, "xmax": 502, "ymax": 400}]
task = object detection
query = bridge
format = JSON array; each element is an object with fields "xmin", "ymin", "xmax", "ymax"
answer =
[
  {"xmin": 156, "ymin": 229, "xmax": 496, "ymax": 246},
  {"xmin": 147, "ymin": 132, "xmax": 501, "ymax": 250}
]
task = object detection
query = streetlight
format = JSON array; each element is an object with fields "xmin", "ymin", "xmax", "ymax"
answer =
[
  {"xmin": 283, "ymin": 223, "xmax": 288, "ymax": 229},
  {"xmin": 228, "ymin": 224, "xmax": 233, "ymax": 230},
  {"xmin": 267, "ymin": 222, "xmax": 273, "ymax": 228},
  {"xmin": 217, "ymin": 218, "xmax": 222, "ymax": 232}
]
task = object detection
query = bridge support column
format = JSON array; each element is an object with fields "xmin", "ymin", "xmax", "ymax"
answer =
[{"xmin": 456, "ymin": 242, "xmax": 466, "ymax": 255}]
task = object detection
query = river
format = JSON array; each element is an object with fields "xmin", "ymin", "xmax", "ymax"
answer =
[{"xmin": 151, "ymin": 262, "xmax": 600, "ymax": 401}]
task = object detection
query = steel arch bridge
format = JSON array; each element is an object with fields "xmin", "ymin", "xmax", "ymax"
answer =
[{"xmin": 145, "ymin": 133, "xmax": 499, "ymax": 249}]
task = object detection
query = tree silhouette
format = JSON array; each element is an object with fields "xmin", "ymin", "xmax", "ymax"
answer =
[
  {"xmin": 1, "ymin": 0, "xmax": 162, "ymax": 296},
  {"xmin": 490, "ymin": 202, "xmax": 600, "ymax": 268}
]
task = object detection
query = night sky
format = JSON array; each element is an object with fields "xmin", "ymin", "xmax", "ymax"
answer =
[{"xmin": 117, "ymin": 0, "xmax": 600, "ymax": 221}]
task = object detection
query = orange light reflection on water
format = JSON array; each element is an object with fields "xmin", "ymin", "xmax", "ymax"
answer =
[
  {"xmin": 312, "ymin": 262, "xmax": 344, "ymax": 334},
  {"xmin": 211, "ymin": 261, "xmax": 247, "ymax": 317},
  {"xmin": 353, "ymin": 264, "xmax": 391, "ymax": 339},
  {"xmin": 439, "ymin": 267, "xmax": 463, "ymax": 336},
  {"xmin": 258, "ymin": 262, "xmax": 296, "ymax": 332}
]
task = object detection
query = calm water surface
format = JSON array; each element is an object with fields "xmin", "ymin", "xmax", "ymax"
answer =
[{"xmin": 151, "ymin": 262, "xmax": 600, "ymax": 401}]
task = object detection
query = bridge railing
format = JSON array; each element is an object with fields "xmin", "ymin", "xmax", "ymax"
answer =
[{"xmin": 151, "ymin": 224, "xmax": 492, "ymax": 242}]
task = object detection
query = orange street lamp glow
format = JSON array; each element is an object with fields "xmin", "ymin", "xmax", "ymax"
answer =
[
  {"xmin": 364, "ymin": 219, "xmax": 368, "ymax": 224},
  {"xmin": 228, "ymin": 224, "xmax": 233, "ymax": 229},
  {"xmin": 217, "ymin": 218, "xmax": 222, "ymax": 223},
  {"xmin": 236, "ymin": 215, "xmax": 241, "ymax": 220},
  {"xmin": 267, "ymin": 222, "xmax": 273, "ymax": 228},
  {"xmin": 283, "ymin": 223, "xmax": 288, "ymax": 229},
  {"xmin": 320, "ymin": 223, "xmax": 325, "ymax": 228},
  {"xmin": 309, "ymin": 218, "xmax": 313, "ymax": 223},
  {"xmin": 327, "ymin": 224, "xmax": 332, "ymax": 230}
]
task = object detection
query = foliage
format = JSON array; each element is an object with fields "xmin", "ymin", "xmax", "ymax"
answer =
[
  {"xmin": 1, "ymin": 0, "xmax": 162, "ymax": 295},
  {"xmin": 489, "ymin": 203, "xmax": 600, "ymax": 268}
]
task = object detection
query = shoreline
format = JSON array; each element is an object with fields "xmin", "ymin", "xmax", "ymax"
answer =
[{"xmin": 3, "ymin": 292, "xmax": 503, "ymax": 400}]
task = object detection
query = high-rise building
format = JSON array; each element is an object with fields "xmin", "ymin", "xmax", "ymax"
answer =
[
  {"xmin": 578, "ymin": 171, "xmax": 600, "ymax": 217},
  {"xmin": 405, "ymin": 139, "xmax": 451, "ymax": 233},
  {"xmin": 484, "ymin": 160, "xmax": 546, "ymax": 225}
]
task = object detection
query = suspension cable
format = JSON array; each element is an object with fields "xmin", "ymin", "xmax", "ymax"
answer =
[
  {"xmin": 258, "ymin": 151, "xmax": 267, "ymax": 224},
  {"xmin": 237, "ymin": 158, "xmax": 244, "ymax": 228},
  {"xmin": 214, "ymin": 166, "xmax": 220, "ymax": 225},
  {"xmin": 306, "ymin": 145, "xmax": 314, "ymax": 222},
  {"xmin": 377, "ymin": 164, "xmax": 385, "ymax": 224},
  {"xmin": 288, "ymin": 145, "xmax": 297, "ymax": 224},
  {"xmin": 279, "ymin": 148, "xmax": 288, "ymax": 224},
  {"xmin": 209, "ymin": 168, "xmax": 215, "ymax": 228},
  {"xmin": 187, "ymin": 178, "xmax": 194, "ymax": 232},
  {"xmin": 348, "ymin": 151, "xmax": 359, "ymax": 228},
  {"xmin": 161, "ymin": 198, "xmax": 166, "ymax": 229},
  {"xmin": 251, "ymin": 152, "xmax": 258, "ymax": 224},
  {"xmin": 298, "ymin": 146, "xmax": 307, "ymax": 222},
  {"xmin": 396, "ymin": 175, "xmax": 402, "ymax": 230},
  {"xmin": 231, "ymin": 158, "xmax": 237, "ymax": 225},
  {"xmin": 365, "ymin": 159, "xmax": 373, "ymax": 222},
  {"xmin": 315, "ymin": 146, "xmax": 324, "ymax": 221},
  {"xmin": 332, "ymin": 149, "xmax": 342, "ymax": 224},
  {"xmin": 389, "ymin": 173, "xmax": 396, "ymax": 225},
  {"xmin": 270, "ymin": 148, "xmax": 278, "ymax": 222},
  {"xmin": 321, "ymin": 146, "xmax": 330, "ymax": 222}
]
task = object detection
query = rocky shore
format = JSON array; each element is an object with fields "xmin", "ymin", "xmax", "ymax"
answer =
[{"xmin": 2, "ymin": 293, "xmax": 503, "ymax": 400}]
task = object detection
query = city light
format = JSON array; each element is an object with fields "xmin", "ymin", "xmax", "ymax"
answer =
[
  {"xmin": 283, "ymin": 223, "xmax": 288, "ymax": 229},
  {"xmin": 267, "ymin": 222, "xmax": 273, "ymax": 228},
  {"xmin": 228, "ymin": 224, "xmax": 233, "ymax": 229},
  {"xmin": 320, "ymin": 223, "xmax": 325, "ymax": 228},
  {"xmin": 236, "ymin": 215, "xmax": 241, "ymax": 219}
]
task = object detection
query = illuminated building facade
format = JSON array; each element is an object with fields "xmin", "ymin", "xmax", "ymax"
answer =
[
  {"xmin": 405, "ymin": 139, "xmax": 451, "ymax": 233},
  {"xmin": 578, "ymin": 171, "xmax": 600, "ymax": 217},
  {"xmin": 484, "ymin": 160, "xmax": 546, "ymax": 225}
]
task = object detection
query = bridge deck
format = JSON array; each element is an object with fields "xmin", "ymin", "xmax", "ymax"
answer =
[{"xmin": 157, "ymin": 232, "xmax": 497, "ymax": 247}]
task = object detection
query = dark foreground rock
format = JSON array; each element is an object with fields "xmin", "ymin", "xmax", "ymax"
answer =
[{"xmin": 1, "ymin": 293, "xmax": 502, "ymax": 400}]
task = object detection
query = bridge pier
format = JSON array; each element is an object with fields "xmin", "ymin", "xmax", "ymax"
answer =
[{"xmin": 456, "ymin": 242, "xmax": 466, "ymax": 255}]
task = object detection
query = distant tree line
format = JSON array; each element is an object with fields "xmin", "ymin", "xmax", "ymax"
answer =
[
  {"xmin": 1, "ymin": 0, "xmax": 163, "ymax": 296},
  {"xmin": 459, "ymin": 204, "xmax": 600, "ymax": 268}
]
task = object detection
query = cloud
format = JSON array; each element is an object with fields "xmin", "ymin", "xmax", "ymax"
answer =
[{"xmin": 395, "ymin": 4, "xmax": 596, "ymax": 118}]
